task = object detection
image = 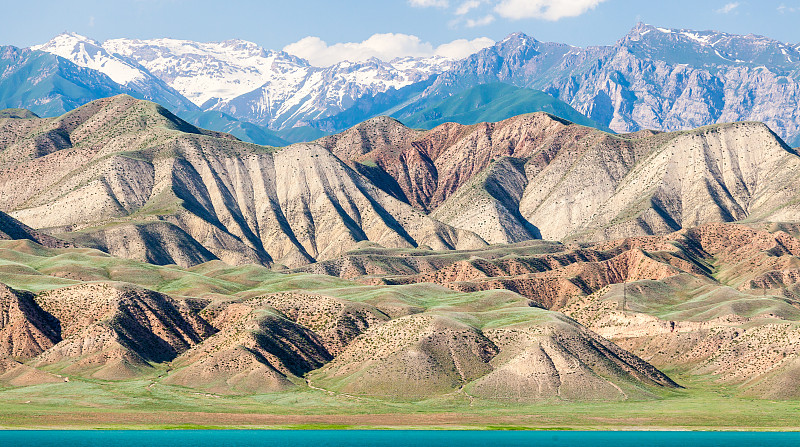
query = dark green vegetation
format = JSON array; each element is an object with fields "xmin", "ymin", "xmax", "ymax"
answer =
[
  {"xmin": 397, "ymin": 83, "xmax": 610, "ymax": 132},
  {"xmin": 180, "ymin": 110, "xmax": 288, "ymax": 147}
]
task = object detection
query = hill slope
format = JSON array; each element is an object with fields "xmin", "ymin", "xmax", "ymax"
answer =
[
  {"xmin": 318, "ymin": 113, "xmax": 800, "ymax": 243},
  {"xmin": 0, "ymin": 95, "xmax": 485, "ymax": 268},
  {"xmin": 0, "ymin": 238, "xmax": 678, "ymax": 400}
]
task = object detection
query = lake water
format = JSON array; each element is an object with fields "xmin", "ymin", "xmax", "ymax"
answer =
[{"xmin": 0, "ymin": 430, "xmax": 798, "ymax": 447}]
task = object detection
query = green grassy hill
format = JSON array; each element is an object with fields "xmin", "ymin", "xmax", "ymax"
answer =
[{"xmin": 398, "ymin": 83, "xmax": 611, "ymax": 132}]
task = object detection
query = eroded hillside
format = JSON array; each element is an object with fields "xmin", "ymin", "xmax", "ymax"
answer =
[
  {"xmin": 296, "ymin": 222, "xmax": 800, "ymax": 397},
  {"xmin": 0, "ymin": 238, "xmax": 677, "ymax": 401},
  {"xmin": 0, "ymin": 96, "xmax": 484, "ymax": 268}
]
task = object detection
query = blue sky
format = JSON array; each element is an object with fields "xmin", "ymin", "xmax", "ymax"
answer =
[{"xmin": 2, "ymin": 1, "xmax": 799, "ymax": 65}]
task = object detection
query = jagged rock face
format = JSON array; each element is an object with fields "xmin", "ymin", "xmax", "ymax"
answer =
[
  {"xmin": 424, "ymin": 25, "xmax": 800, "ymax": 146},
  {"xmin": 0, "ymin": 95, "xmax": 485, "ymax": 268}
]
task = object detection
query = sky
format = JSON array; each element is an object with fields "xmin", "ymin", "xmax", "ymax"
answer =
[{"xmin": 2, "ymin": 0, "xmax": 799, "ymax": 66}]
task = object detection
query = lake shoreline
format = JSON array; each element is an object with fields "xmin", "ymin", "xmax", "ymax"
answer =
[{"xmin": 2, "ymin": 411, "xmax": 800, "ymax": 431}]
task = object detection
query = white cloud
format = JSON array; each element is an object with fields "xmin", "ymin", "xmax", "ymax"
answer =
[
  {"xmin": 434, "ymin": 37, "xmax": 495, "ymax": 58},
  {"xmin": 778, "ymin": 4, "xmax": 799, "ymax": 13},
  {"xmin": 715, "ymin": 2, "xmax": 740, "ymax": 14},
  {"xmin": 456, "ymin": 0, "xmax": 483, "ymax": 15},
  {"xmin": 283, "ymin": 33, "xmax": 494, "ymax": 67},
  {"xmin": 409, "ymin": 0, "xmax": 449, "ymax": 7},
  {"xmin": 465, "ymin": 14, "xmax": 496, "ymax": 27},
  {"xmin": 494, "ymin": 0, "xmax": 607, "ymax": 21}
]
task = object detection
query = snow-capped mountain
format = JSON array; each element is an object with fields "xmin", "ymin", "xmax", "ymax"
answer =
[
  {"xmin": 32, "ymin": 32, "xmax": 145, "ymax": 85},
  {"xmin": 629, "ymin": 25, "xmax": 800, "ymax": 66},
  {"xmin": 209, "ymin": 56, "xmax": 454, "ymax": 129},
  {"xmin": 96, "ymin": 37, "xmax": 454, "ymax": 129},
  {"xmin": 0, "ymin": 44, "xmax": 136, "ymax": 117},
  {"xmin": 30, "ymin": 33, "xmax": 197, "ymax": 113},
  {"xmin": 18, "ymin": 32, "xmax": 458, "ymax": 136},
  {"xmin": 15, "ymin": 26, "xmax": 800, "ymax": 146},
  {"xmin": 102, "ymin": 38, "xmax": 310, "ymax": 108}
]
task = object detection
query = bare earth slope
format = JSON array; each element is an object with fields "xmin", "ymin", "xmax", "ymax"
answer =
[
  {"xmin": 32, "ymin": 283, "xmax": 216, "ymax": 379},
  {"xmin": 0, "ymin": 238, "xmax": 676, "ymax": 400},
  {"xmin": 4, "ymin": 98, "xmax": 800, "ymax": 266},
  {"xmin": 319, "ymin": 114, "xmax": 800, "ymax": 244},
  {"xmin": 0, "ymin": 210, "xmax": 71, "ymax": 248},
  {"xmin": 301, "ymin": 222, "xmax": 800, "ymax": 397},
  {"xmin": 0, "ymin": 95, "xmax": 485, "ymax": 268}
]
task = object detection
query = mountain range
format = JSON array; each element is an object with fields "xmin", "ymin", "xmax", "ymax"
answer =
[
  {"xmin": 3, "ymin": 24, "xmax": 800, "ymax": 147},
  {"xmin": 3, "ymin": 24, "xmax": 800, "ymax": 420}
]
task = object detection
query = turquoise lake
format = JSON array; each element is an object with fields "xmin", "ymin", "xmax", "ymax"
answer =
[{"xmin": 0, "ymin": 430, "xmax": 798, "ymax": 446}]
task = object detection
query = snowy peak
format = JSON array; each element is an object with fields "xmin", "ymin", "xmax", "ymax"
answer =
[
  {"xmin": 32, "ymin": 32, "xmax": 146, "ymax": 85},
  {"xmin": 499, "ymin": 32, "xmax": 538, "ymax": 45},
  {"xmin": 491, "ymin": 32, "xmax": 541, "ymax": 55},
  {"xmin": 31, "ymin": 31, "xmax": 101, "ymax": 51},
  {"xmin": 624, "ymin": 24, "xmax": 800, "ymax": 66}
]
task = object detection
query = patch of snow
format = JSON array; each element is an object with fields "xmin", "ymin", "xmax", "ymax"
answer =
[
  {"xmin": 680, "ymin": 32, "xmax": 713, "ymax": 45},
  {"xmin": 714, "ymin": 49, "xmax": 733, "ymax": 62}
]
